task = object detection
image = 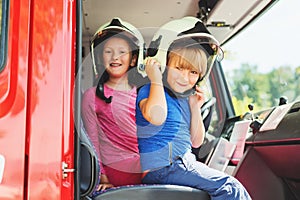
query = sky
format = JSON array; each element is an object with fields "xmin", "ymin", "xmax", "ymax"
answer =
[{"xmin": 222, "ymin": 0, "xmax": 300, "ymax": 73}]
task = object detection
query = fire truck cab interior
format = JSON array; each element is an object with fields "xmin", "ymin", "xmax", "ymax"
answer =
[{"xmin": 76, "ymin": 0, "xmax": 300, "ymax": 200}]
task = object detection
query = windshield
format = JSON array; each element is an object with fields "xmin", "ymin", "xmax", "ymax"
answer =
[{"xmin": 221, "ymin": 0, "xmax": 300, "ymax": 116}]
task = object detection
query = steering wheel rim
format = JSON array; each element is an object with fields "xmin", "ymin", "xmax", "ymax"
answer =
[
  {"xmin": 192, "ymin": 97, "xmax": 217, "ymax": 162},
  {"xmin": 201, "ymin": 97, "xmax": 216, "ymax": 120}
]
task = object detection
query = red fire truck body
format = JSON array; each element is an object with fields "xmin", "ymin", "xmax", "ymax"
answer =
[{"xmin": 0, "ymin": 0, "xmax": 75, "ymax": 199}]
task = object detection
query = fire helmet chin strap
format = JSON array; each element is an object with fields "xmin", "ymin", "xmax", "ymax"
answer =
[
  {"xmin": 96, "ymin": 83, "xmax": 112, "ymax": 104},
  {"xmin": 95, "ymin": 70, "xmax": 113, "ymax": 103},
  {"xmin": 95, "ymin": 56, "xmax": 139, "ymax": 104}
]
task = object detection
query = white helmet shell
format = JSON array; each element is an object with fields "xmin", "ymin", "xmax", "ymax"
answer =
[{"xmin": 139, "ymin": 16, "xmax": 223, "ymax": 80}]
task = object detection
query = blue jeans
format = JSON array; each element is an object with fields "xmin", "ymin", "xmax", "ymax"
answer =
[{"xmin": 142, "ymin": 152, "xmax": 252, "ymax": 200}]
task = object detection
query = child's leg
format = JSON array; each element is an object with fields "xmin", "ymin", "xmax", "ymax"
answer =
[
  {"xmin": 181, "ymin": 156, "xmax": 251, "ymax": 200},
  {"xmin": 104, "ymin": 165, "xmax": 142, "ymax": 186},
  {"xmin": 142, "ymin": 153, "xmax": 251, "ymax": 200},
  {"xmin": 104, "ymin": 156, "xmax": 142, "ymax": 186}
]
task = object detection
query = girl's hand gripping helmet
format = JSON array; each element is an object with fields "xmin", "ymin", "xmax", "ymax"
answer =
[
  {"xmin": 90, "ymin": 17, "xmax": 145, "ymax": 79},
  {"xmin": 139, "ymin": 16, "xmax": 223, "ymax": 83}
]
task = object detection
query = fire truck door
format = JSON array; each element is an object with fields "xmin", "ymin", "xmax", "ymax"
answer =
[{"xmin": 0, "ymin": 0, "xmax": 31, "ymax": 199}]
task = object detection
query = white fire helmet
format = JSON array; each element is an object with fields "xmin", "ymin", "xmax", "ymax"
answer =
[
  {"xmin": 90, "ymin": 17, "xmax": 145, "ymax": 79},
  {"xmin": 139, "ymin": 16, "xmax": 223, "ymax": 82}
]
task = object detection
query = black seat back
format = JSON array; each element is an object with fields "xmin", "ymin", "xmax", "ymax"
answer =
[{"xmin": 79, "ymin": 126, "xmax": 100, "ymax": 198}]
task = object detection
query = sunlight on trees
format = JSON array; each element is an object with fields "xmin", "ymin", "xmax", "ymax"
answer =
[{"xmin": 227, "ymin": 64, "xmax": 300, "ymax": 116}]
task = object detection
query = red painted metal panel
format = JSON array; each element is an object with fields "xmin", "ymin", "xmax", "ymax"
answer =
[
  {"xmin": 25, "ymin": 0, "xmax": 76, "ymax": 199},
  {"xmin": 0, "ymin": 0, "xmax": 31, "ymax": 199}
]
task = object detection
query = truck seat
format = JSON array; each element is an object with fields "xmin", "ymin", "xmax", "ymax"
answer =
[{"xmin": 79, "ymin": 123, "xmax": 210, "ymax": 200}]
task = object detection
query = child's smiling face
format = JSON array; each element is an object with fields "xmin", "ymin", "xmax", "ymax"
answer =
[
  {"xmin": 102, "ymin": 37, "xmax": 135, "ymax": 78},
  {"xmin": 166, "ymin": 64, "xmax": 199, "ymax": 93},
  {"xmin": 166, "ymin": 48, "xmax": 207, "ymax": 93}
]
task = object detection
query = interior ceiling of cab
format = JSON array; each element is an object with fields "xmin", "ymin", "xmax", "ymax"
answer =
[{"xmin": 82, "ymin": 0, "xmax": 276, "ymax": 45}]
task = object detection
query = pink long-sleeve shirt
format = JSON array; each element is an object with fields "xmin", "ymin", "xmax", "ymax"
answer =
[{"xmin": 81, "ymin": 85, "xmax": 140, "ymax": 175}]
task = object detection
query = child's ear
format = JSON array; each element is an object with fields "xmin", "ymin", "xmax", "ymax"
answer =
[{"xmin": 130, "ymin": 55, "xmax": 137, "ymax": 67}]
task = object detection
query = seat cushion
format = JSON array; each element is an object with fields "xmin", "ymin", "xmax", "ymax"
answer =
[{"xmin": 93, "ymin": 184, "xmax": 210, "ymax": 200}]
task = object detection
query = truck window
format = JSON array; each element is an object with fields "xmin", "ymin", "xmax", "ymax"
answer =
[
  {"xmin": 222, "ymin": 0, "xmax": 300, "ymax": 116},
  {"xmin": 0, "ymin": 0, "xmax": 8, "ymax": 72}
]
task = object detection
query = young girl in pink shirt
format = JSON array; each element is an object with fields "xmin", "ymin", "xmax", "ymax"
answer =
[{"xmin": 81, "ymin": 17, "xmax": 145, "ymax": 191}]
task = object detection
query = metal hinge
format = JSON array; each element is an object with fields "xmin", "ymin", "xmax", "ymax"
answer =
[{"xmin": 62, "ymin": 161, "xmax": 75, "ymax": 179}]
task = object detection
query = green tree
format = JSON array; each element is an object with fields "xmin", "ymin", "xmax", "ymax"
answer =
[
  {"xmin": 225, "ymin": 63, "xmax": 300, "ymax": 115},
  {"xmin": 267, "ymin": 66, "xmax": 294, "ymax": 106},
  {"xmin": 228, "ymin": 63, "xmax": 267, "ymax": 110},
  {"xmin": 293, "ymin": 66, "xmax": 300, "ymax": 100}
]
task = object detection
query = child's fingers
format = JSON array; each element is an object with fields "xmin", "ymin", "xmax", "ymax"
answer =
[
  {"xmin": 195, "ymin": 85, "xmax": 204, "ymax": 93},
  {"xmin": 144, "ymin": 57, "xmax": 162, "ymax": 81},
  {"xmin": 97, "ymin": 183, "xmax": 114, "ymax": 191},
  {"xmin": 145, "ymin": 57, "xmax": 160, "ymax": 67}
]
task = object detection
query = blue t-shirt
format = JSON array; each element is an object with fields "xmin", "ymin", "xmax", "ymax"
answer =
[{"xmin": 136, "ymin": 84, "xmax": 192, "ymax": 171}]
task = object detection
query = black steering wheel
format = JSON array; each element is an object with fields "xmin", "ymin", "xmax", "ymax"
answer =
[
  {"xmin": 201, "ymin": 97, "xmax": 216, "ymax": 131},
  {"xmin": 192, "ymin": 97, "xmax": 217, "ymax": 162}
]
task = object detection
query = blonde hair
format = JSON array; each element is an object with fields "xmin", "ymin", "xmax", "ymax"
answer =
[{"xmin": 167, "ymin": 47, "xmax": 207, "ymax": 78}]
